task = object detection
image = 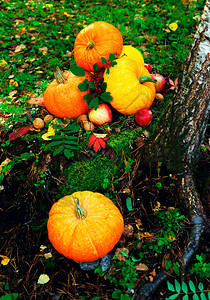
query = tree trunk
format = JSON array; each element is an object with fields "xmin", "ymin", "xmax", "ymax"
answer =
[{"xmin": 135, "ymin": 1, "xmax": 209, "ymax": 298}]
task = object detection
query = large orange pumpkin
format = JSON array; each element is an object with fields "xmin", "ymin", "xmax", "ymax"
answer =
[
  {"xmin": 104, "ymin": 57, "xmax": 156, "ymax": 115},
  {"xmin": 74, "ymin": 21, "xmax": 123, "ymax": 71},
  {"xmin": 43, "ymin": 67, "xmax": 89, "ymax": 118},
  {"xmin": 47, "ymin": 191, "xmax": 124, "ymax": 262}
]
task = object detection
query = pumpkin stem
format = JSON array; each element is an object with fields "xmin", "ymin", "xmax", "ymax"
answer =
[
  {"xmin": 74, "ymin": 198, "xmax": 87, "ymax": 220},
  {"xmin": 138, "ymin": 76, "xmax": 157, "ymax": 84},
  {"xmin": 86, "ymin": 40, "xmax": 95, "ymax": 50},
  {"xmin": 54, "ymin": 66, "xmax": 66, "ymax": 84}
]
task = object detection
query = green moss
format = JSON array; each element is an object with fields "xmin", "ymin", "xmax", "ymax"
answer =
[
  {"xmin": 108, "ymin": 127, "xmax": 142, "ymax": 155},
  {"xmin": 58, "ymin": 154, "xmax": 120, "ymax": 198}
]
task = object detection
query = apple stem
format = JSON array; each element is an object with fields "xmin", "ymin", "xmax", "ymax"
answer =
[{"xmin": 138, "ymin": 76, "xmax": 157, "ymax": 84}]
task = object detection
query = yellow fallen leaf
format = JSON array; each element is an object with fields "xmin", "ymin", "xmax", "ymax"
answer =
[
  {"xmin": 169, "ymin": 22, "xmax": 178, "ymax": 31},
  {"xmin": 1, "ymin": 257, "xmax": 10, "ymax": 265},
  {"xmin": 44, "ymin": 252, "xmax": 53, "ymax": 259},
  {"xmin": 42, "ymin": 125, "xmax": 55, "ymax": 140},
  {"xmin": 40, "ymin": 245, "xmax": 47, "ymax": 251},
  {"xmin": 37, "ymin": 274, "xmax": 50, "ymax": 285},
  {"xmin": 0, "ymin": 158, "xmax": 12, "ymax": 174},
  {"xmin": 135, "ymin": 263, "xmax": 149, "ymax": 271},
  {"xmin": 167, "ymin": 235, "xmax": 176, "ymax": 241},
  {"xmin": 9, "ymin": 79, "xmax": 19, "ymax": 87},
  {"xmin": 0, "ymin": 60, "xmax": 8, "ymax": 67}
]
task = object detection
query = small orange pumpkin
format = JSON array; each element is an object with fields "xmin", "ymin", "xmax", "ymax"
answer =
[
  {"xmin": 47, "ymin": 191, "xmax": 124, "ymax": 262},
  {"xmin": 74, "ymin": 21, "xmax": 123, "ymax": 71},
  {"xmin": 43, "ymin": 67, "xmax": 89, "ymax": 118}
]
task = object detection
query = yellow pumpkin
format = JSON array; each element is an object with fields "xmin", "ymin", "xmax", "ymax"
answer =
[
  {"xmin": 121, "ymin": 45, "xmax": 144, "ymax": 65},
  {"xmin": 104, "ymin": 57, "xmax": 156, "ymax": 115}
]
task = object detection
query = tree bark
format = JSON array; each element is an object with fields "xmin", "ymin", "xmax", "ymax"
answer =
[{"xmin": 135, "ymin": 1, "xmax": 209, "ymax": 298}]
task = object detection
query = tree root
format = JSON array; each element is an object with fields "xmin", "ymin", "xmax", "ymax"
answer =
[{"xmin": 135, "ymin": 171, "xmax": 206, "ymax": 300}]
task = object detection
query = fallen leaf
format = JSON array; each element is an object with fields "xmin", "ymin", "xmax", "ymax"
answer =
[
  {"xmin": 0, "ymin": 158, "xmax": 12, "ymax": 174},
  {"xmin": 0, "ymin": 256, "xmax": 10, "ymax": 265},
  {"xmin": 169, "ymin": 22, "xmax": 178, "ymax": 31},
  {"xmin": 134, "ymin": 263, "xmax": 149, "ymax": 271},
  {"xmin": 27, "ymin": 96, "xmax": 45, "ymax": 106},
  {"xmin": 42, "ymin": 125, "xmax": 55, "ymax": 140},
  {"xmin": 37, "ymin": 274, "xmax": 50, "ymax": 284},
  {"xmin": 123, "ymin": 224, "xmax": 134, "ymax": 237},
  {"xmin": 88, "ymin": 133, "xmax": 107, "ymax": 152},
  {"xmin": 14, "ymin": 44, "xmax": 26, "ymax": 53},
  {"xmin": 40, "ymin": 245, "xmax": 47, "ymax": 251},
  {"xmin": 44, "ymin": 252, "xmax": 53, "ymax": 259},
  {"xmin": 115, "ymin": 248, "xmax": 129, "ymax": 261},
  {"xmin": 9, "ymin": 125, "xmax": 33, "ymax": 141}
]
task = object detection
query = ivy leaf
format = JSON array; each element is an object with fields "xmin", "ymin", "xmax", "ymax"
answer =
[
  {"xmin": 83, "ymin": 93, "xmax": 93, "ymax": 105},
  {"xmin": 100, "ymin": 92, "xmax": 112, "ymax": 103},
  {"xmin": 93, "ymin": 62, "xmax": 99, "ymax": 72},
  {"xmin": 89, "ymin": 97, "xmax": 100, "ymax": 110},
  {"xmin": 78, "ymin": 79, "xmax": 89, "ymax": 92},
  {"xmin": 101, "ymin": 81, "xmax": 107, "ymax": 92},
  {"xmin": 109, "ymin": 53, "xmax": 116, "ymax": 61},
  {"xmin": 101, "ymin": 57, "xmax": 107, "ymax": 64},
  {"xmin": 70, "ymin": 64, "xmax": 85, "ymax": 76},
  {"xmin": 111, "ymin": 61, "xmax": 117, "ymax": 67}
]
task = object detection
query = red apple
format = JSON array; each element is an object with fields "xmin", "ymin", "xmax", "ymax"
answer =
[
  {"xmin": 151, "ymin": 74, "xmax": 166, "ymax": 93},
  {"xmin": 88, "ymin": 103, "xmax": 112, "ymax": 126},
  {"xmin": 135, "ymin": 108, "xmax": 152, "ymax": 127},
  {"xmin": 144, "ymin": 64, "xmax": 152, "ymax": 73}
]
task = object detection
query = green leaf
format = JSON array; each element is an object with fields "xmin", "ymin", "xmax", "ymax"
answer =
[
  {"xmin": 208, "ymin": 292, "xmax": 210, "ymax": 300},
  {"xmin": 101, "ymin": 57, "xmax": 107, "ymax": 64},
  {"xmin": 53, "ymin": 146, "xmax": 64, "ymax": 156},
  {"xmin": 64, "ymin": 140, "xmax": 78, "ymax": 145},
  {"xmin": 100, "ymin": 92, "xmax": 112, "ymax": 103},
  {"xmin": 83, "ymin": 93, "xmax": 93, "ymax": 105},
  {"xmin": 64, "ymin": 144, "xmax": 78, "ymax": 150},
  {"xmin": 88, "ymin": 81, "xmax": 97, "ymax": 89},
  {"xmin": 120, "ymin": 294, "xmax": 131, "ymax": 300},
  {"xmin": 0, "ymin": 294, "xmax": 19, "ymax": 300},
  {"xmin": 167, "ymin": 294, "xmax": 179, "ymax": 300},
  {"xmin": 48, "ymin": 135, "xmax": 63, "ymax": 140},
  {"xmin": 200, "ymin": 292, "xmax": 207, "ymax": 300},
  {"xmin": 101, "ymin": 81, "xmax": 107, "ymax": 92},
  {"xmin": 126, "ymin": 197, "xmax": 133, "ymax": 211},
  {"xmin": 182, "ymin": 281, "xmax": 188, "ymax": 293},
  {"xmin": 173, "ymin": 264, "xmax": 180, "ymax": 276},
  {"xmin": 47, "ymin": 140, "xmax": 63, "ymax": 147},
  {"xmin": 189, "ymin": 280, "xmax": 196, "ymax": 292},
  {"xmin": 109, "ymin": 53, "xmax": 116, "ymax": 61},
  {"xmin": 167, "ymin": 281, "xmax": 176, "ymax": 292},
  {"xmin": 112, "ymin": 289, "xmax": 122, "ymax": 299},
  {"xmin": 78, "ymin": 79, "xmax": 89, "ymax": 92},
  {"xmin": 193, "ymin": 294, "xmax": 200, "ymax": 300},
  {"xmin": 198, "ymin": 282, "xmax": 204, "ymax": 291},
  {"xmin": 63, "ymin": 148, "xmax": 74, "ymax": 159},
  {"xmin": 93, "ymin": 63, "xmax": 99, "ymax": 73},
  {"xmin": 70, "ymin": 64, "xmax": 85, "ymax": 76},
  {"xmin": 111, "ymin": 61, "xmax": 117, "ymax": 67},
  {"xmin": 175, "ymin": 279, "xmax": 181, "ymax": 293},
  {"xmin": 89, "ymin": 97, "xmax": 99, "ymax": 110},
  {"xmin": 182, "ymin": 295, "xmax": 189, "ymax": 300},
  {"xmin": 65, "ymin": 124, "xmax": 80, "ymax": 133},
  {"xmin": 165, "ymin": 260, "xmax": 172, "ymax": 270}
]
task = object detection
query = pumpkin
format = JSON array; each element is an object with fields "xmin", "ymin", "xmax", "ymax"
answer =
[
  {"xmin": 121, "ymin": 45, "xmax": 144, "ymax": 65},
  {"xmin": 74, "ymin": 21, "xmax": 123, "ymax": 71},
  {"xmin": 104, "ymin": 57, "xmax": 156, "ymax": 115},
  {"xmin": 43, "ymin": 67, "xmax": 89, "ymax": 118},
  {"xmin": 47, "ymin": 191, "xmax": 124, "ymax": 262}
]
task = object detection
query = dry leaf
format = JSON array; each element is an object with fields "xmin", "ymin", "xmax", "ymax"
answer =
[
  {"xmin": 134, "ymin": 263, "xmax": 149, "ymax": 271},
  {"xmin": 37, "ymin": 274, "xmax": 50, "ymax": 284},
  {"xmin": 0, "ymin": 158, "xmax": 12, "ymax": 174},
  {"xmin": 115, "ymin": 248, "xmax": 129, "ymax": 261},
  {"xmin": 44, "ymin": 252, "xmax": 53, "ymax": 259},
  {"xmin": 123, "ymin": 224, "xmax": 134, "ymax": 237},
  {"xmin": 14, "ymin": 44, "xmax": 26, "ymax": 53},
  {"xmin": 27, "ymin": 96, "xmax": 45, "ymax": 106}
]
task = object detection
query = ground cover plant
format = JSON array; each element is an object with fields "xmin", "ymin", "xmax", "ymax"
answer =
[{"xmin": 0, "ymin": 0, "xmax": 209, "ymax": 299}]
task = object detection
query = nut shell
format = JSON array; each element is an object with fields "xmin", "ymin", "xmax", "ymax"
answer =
[
  {"xmin": 77, "ymin": 114, "xmax": 88, "ymax": 124},
  {"xmin": 44, "ymin": 114, "xmax": 54, "ymax": 123},
  {"xmin": 33, "ymin": 118, "xmax": 45, "ymax": 129},
  {"xmin": 83, "ymin": 121, "xmax": 95, "ymax": 131}
]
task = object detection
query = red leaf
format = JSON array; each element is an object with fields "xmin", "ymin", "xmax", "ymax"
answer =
[
  {"xmin": 88, "ymin": 133, "xmax": 107, "ymax": 152},
  {"xmin": 93, "ymin": 139, "xmax": 101, "ymax": 152},
  {"xmin": 9, "ymin": 125, "xmax": 33, "ymax": 141},
  {"xmin": 88, "ymin": 134, "xmax": 97, "ymax": 147},
  {"xmin": 27, "ymin": 96, "xmax": 45, "ymax": 106}
]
